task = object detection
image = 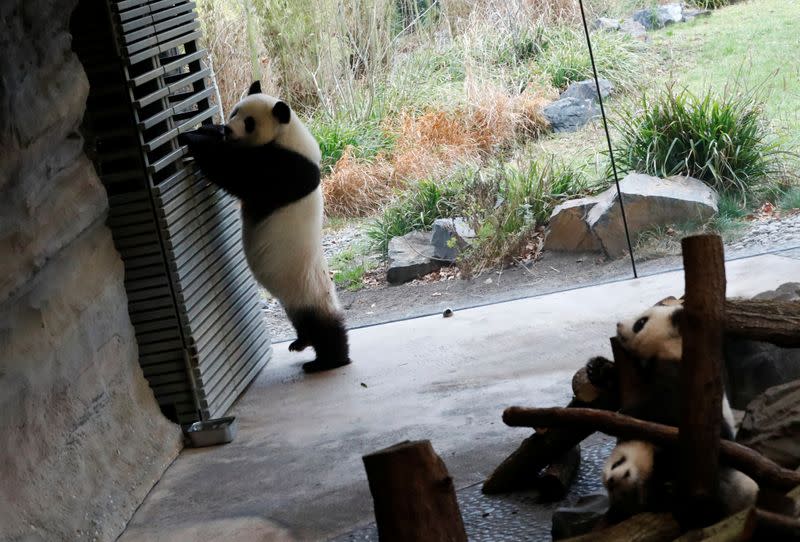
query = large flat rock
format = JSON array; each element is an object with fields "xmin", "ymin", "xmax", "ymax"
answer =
[
  {"xmin": 542, "ymin": 97, "xmax": 600, "ymax": 133},
  {"xmin": 545, "ymin": 198, "xmax": 603, "ymax": 252},
  {"xmin": 387, "ymin": 231, "xmax": 442, "ymax": 284},
  {"xmin": 587, "ymin": 173, "xmax": 718, "ymax": 258}
]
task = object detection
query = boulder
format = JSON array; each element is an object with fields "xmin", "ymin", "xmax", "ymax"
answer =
[
  {"xmin": 632, "ymin": 4, "xmax": 683, "ymax": 29},
  {"xmin": 593, "ymin": 17, "xmax": 621, "ymax": 31},
  {"xmin": 620, "ymin": 19, "xmax": 648, "ymax": 41},
  {"xmin": 552, "ymin": 494, "xmax": 609, "ymax": 540},
  {"xmin": 431, "ymin": 217, "xmax": 475, "ymax": 262},
  {"xmin": 682, "ymin": 7, "xmax": 711, "ymax": 22},
  {"xmin": 587, "ymin": 173, "xmax": 718, "ymax": 258},
  {"xmin": 753, "ymin": 282, "xmax": 800, "ymax": 302},
  {"xmin": 387, "ymin": 231, "xmax": 442, "ymax": 284},
  {"xmin": 725, "ymin": 283, "xmax": 800, "ymax": 409},
  {"xmin": 545, "ymin": 198, "xmax": 603, "ymax": 252},
  {"xmin": 737, "ymin": 380, "xmax": 800, "ymax": 469},
  {"xmin": 560, "ymin": 79, "xmax": 614, "ymax": 103},
  {"xmin": 542, "ymin": 97, "xmax": 600, "ymax": 133}
]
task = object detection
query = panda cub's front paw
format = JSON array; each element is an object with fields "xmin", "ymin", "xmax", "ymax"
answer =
[{"xmin": 602, "ymin": 440, "xmax": 655, "ymax": 516}]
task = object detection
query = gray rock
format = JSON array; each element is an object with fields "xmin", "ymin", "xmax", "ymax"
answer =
[
  {"xmin": 620, "ymin": 18, "xmax": 648, "ymax": 41},
  {"xmin": 387, "ymin": 231, "xmax": 442, "ymax": 284},
  {"xmin": 682, "ymin": 7, "xmax": 711, "ymax": 22},
  {"xmin": 753, "ymin": 282, "xmax": 800, "ymax": 302},
  {"xmin": 632, "ymin": 3, "xmax": 683, "ymax": 29},
  {"xmin": 545, "ymin": 198, "xmax": 603, "ymax": 252},
  {"xmin": 593, "ymin": 17, "xmax": 621, "ymax": 31},
  {"xmin": 431, "ymin": 217, "xmax": 475, "ymax": 262},
  {"xmin": 552, "ymin": 494, "xmax": 609, "ymax": 540},
  {"xmin": 737, "ymin": 380, "xmax": 800, "ymax": 469},
  {"xmin": 725, "ymin": 338, "xmax": 800, "ymax": 410},
  {"xmin": 587, "ymin": 173, "xmax": 718, "ymax": 258},
  {"xmin": 542, "ymin": 97, "xmax": 600, "ymax": 133},
  {"xmin": 560, "ymin": 79, "xmax": 614, "ymax": 103}
]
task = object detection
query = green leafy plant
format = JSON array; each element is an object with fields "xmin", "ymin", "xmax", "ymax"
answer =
[
  {"xmin": 613, "ymin": 86, "xmax": 787, "ymax": 201},
  {"xmin": 366, "ymin": 179, "xmax": 461, "ymax": 254},
  {"xmin": 330, "ymin": 248, "xmax": 374, "ymax": 291}
]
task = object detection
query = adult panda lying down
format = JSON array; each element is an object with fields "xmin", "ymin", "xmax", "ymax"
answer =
[
  {"xmin": 588, "ymin": 297, "xmax": 758, "ymax": 521},
  {"xmin": 178, "ymin": 81, "xmax": 350, "ymax": 373}
]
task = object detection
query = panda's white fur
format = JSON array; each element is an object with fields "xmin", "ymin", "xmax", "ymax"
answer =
[
  {"xmin": 227, "ymin": 93, "xmax": 336, "ymax": 317},
  {"xmin": 179, "ymin": 82, "xmax": 350, "ymax": 373},
  {"xmin": 601, "ymin": 299, "xmax": 758, "ymax": 519}
]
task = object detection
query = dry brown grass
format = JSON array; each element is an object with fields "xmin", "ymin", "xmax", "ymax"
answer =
[{"xmin": 322, "ymin": 80, "xmax": 557, "ymax": 217}]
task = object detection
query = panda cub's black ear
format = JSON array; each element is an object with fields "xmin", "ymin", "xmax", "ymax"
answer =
[
  {"xmin": 248, "ymin": 80, "xmax": 262, "ymax": 95},
  {"xmin": 272, "ymin": 101, "xmax": 291, "ymax": 124}
]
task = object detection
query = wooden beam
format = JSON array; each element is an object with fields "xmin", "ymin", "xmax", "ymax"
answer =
[
  {"xmin": 482, "ymin": 362, "xmax": 618, "ymax": 495},
  {"xmin": 678, "ymin": 234, "xmax": 726, "ymax": 527},
  {"xmin": 562, "ymin": 512, "xmax": 680, "ymax": 542},
  {"xmin": 363, "ymin": 440, "xmax": 467, "ymax": 542},
  {"xmin": 537, "ymin": 445, "xmax": 581, "ymax": 501},
  {"xmin": 725, "ymin": 299, "xmax": 800, "ymax": 347},
  {"xmin": 673, "ymin": 508, "xmax": 757, "ymax": 541},
  {"xmin": 502, "ymin": 407, "xmax": 800, "ymax": 491}
]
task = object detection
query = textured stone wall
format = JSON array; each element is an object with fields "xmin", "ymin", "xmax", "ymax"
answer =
[{"xmin": 0, "ymin": 1, "xmax": 182, "ymax": 540}]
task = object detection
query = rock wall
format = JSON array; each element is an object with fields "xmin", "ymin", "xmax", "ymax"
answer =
[{"xmin": 0, "ymin": 1, "xmax": 182, "ymax": 540}]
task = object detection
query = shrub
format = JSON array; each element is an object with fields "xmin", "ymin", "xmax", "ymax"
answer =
[
  {"xmin": 330, "ymin": 247, "xmax": 374, "ymax": 291},
  {"xmin": 612, "ymin": 87, "xmax": 786, "ymax": 200},
  {"xmin": 779, "ymin": 187, "xmax": 800, "ymax": 211},
  {"xmin": 536, "ymin": 27, "xmax": 645, "ymax": 91},
  {"xmin": 366, "ymin": 179, "xmax": 462, "ymax": 253},
  {"xmin": 312, "ymin": 117, "xmax": 393, "ymax": 174},
  {"xmin": 686, "ymin": 0, "xmax": 731, "ymax": 9}
]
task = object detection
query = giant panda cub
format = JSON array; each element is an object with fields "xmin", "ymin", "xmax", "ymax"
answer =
[
  {"xmin": 178, "ymin": 81, "xmax": 350, "ymax": 373},
  {"xmin": 593, "ymin": 298, "xmax": 758, "ymax": 520}
]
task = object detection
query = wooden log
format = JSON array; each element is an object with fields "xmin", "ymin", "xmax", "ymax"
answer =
[
  {"xmin": 754, "ymin": 508, "xmax": 800, "ymax": 540},
  {"xmin": 363, "ymin": 440, "xmax": 466, "ymax": 542},
  {"xmin": 679, "ymin": 234, "xmax": 727, "ymax": 527},
  {"xmin": 562, "ymin": 512, "xmax": 680, "ymax": 542},
  {"xmin": 482, "ymin": 363, "xmax": 618, "ymax": 495},
  {"xmin": 725, "ymin": 299, "xmax": 800, "ymax": 347},
  {"xmin": 673, "ymin": 508, "xmax": 757, "ymax": 541},
  {"xmin": 502, "ymin": 407, "xmax": 800, "ymax": 491},
  {"xmin": 537, "ymin": 445, "xmax": 581, "ymax": 501}
]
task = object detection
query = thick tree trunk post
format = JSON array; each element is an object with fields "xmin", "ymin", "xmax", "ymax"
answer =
[
  {"xmin": 725, "ymin": 299, "xmax": 800, "ymax": 347},
  {"xmin": 363, "ymin": 440, "xmax": 467, "ymax": 542},
  {"xmin": 678, "ymin": 234, "xmax": 727, "ymax": 528},
  {"xmin": 502, "ymin": 407, "xmax": 800, "ymax": 491},
  {"xmin": 537, "ymin": 445, "xmax": 581, "ymax": 501}
]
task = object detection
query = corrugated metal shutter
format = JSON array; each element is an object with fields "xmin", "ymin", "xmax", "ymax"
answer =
[{"xmin": 72, "ymin": 0, "xmax": 271, "ymax": 424}]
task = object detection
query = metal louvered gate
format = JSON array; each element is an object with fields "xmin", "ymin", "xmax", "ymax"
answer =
[{"xmin": 71, "ymin": 0, "xmax": 272, "ymax": 424}]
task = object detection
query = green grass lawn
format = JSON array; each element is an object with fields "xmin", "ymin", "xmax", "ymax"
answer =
[{"xmin": 652, "ymin": 0, "xmax": 800, "ymax": 147}]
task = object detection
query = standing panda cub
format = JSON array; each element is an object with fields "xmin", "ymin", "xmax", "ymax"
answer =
[
  {"xmin": 595, "ymin": 298, "xmax": 758, "ymax": 520},
  {"xmin": 178, "ymin": 81, "xmax": 350, "ymax": 373}
]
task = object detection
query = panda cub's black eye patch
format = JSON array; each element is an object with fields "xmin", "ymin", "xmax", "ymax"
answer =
[
  {"xmin": 633, "ymin": 317, "xmax": 649, "ymax": 333},
  {"xmin": 244, "ymin": 116, "xmax": 256, "ymax": 133}
]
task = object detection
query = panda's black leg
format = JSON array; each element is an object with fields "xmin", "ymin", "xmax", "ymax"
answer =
[
  {"xmin": 289, "ymin": 309, "xmax": 351, "ymax": 373},
  {"xmin": 288, "ymin": 338, "xmax": 310, "ymax": 352}
]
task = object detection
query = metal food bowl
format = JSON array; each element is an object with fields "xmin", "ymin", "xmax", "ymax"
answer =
[{"xmin": 184, "ymin": 416, "xmax": 238, "ymax": 448}]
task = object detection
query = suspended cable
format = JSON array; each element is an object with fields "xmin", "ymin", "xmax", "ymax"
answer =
[{"xmin": 577, "ymin": 0, "xmax": 638, "ymax": 278}]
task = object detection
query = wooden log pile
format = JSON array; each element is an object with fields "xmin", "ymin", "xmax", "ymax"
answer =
[
  {"xmin": 361, "ymin": 234, "xmax": 800, "ymax": 541},
  {"xmin": 491, "ymin": 235, "xmax": 800, "ymax": 540}
]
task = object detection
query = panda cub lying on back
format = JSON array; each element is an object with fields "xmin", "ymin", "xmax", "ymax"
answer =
[
  {"xmin": 178, "ymin": 81, "xmax": 350, "ymax": 373},
  {"xmin": 591, "ymin": 298, "xmax": 758, "ymax": 520}
]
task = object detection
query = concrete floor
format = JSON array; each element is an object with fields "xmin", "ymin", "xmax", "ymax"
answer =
[{"xmin": 120, "ymin": 253, "xmax": 800, "ymax": 542}]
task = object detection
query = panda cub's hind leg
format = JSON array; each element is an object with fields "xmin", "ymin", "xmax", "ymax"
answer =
[{"xmin": 288, "ymin": 308, "xmax": 351, "ymax": 373}]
